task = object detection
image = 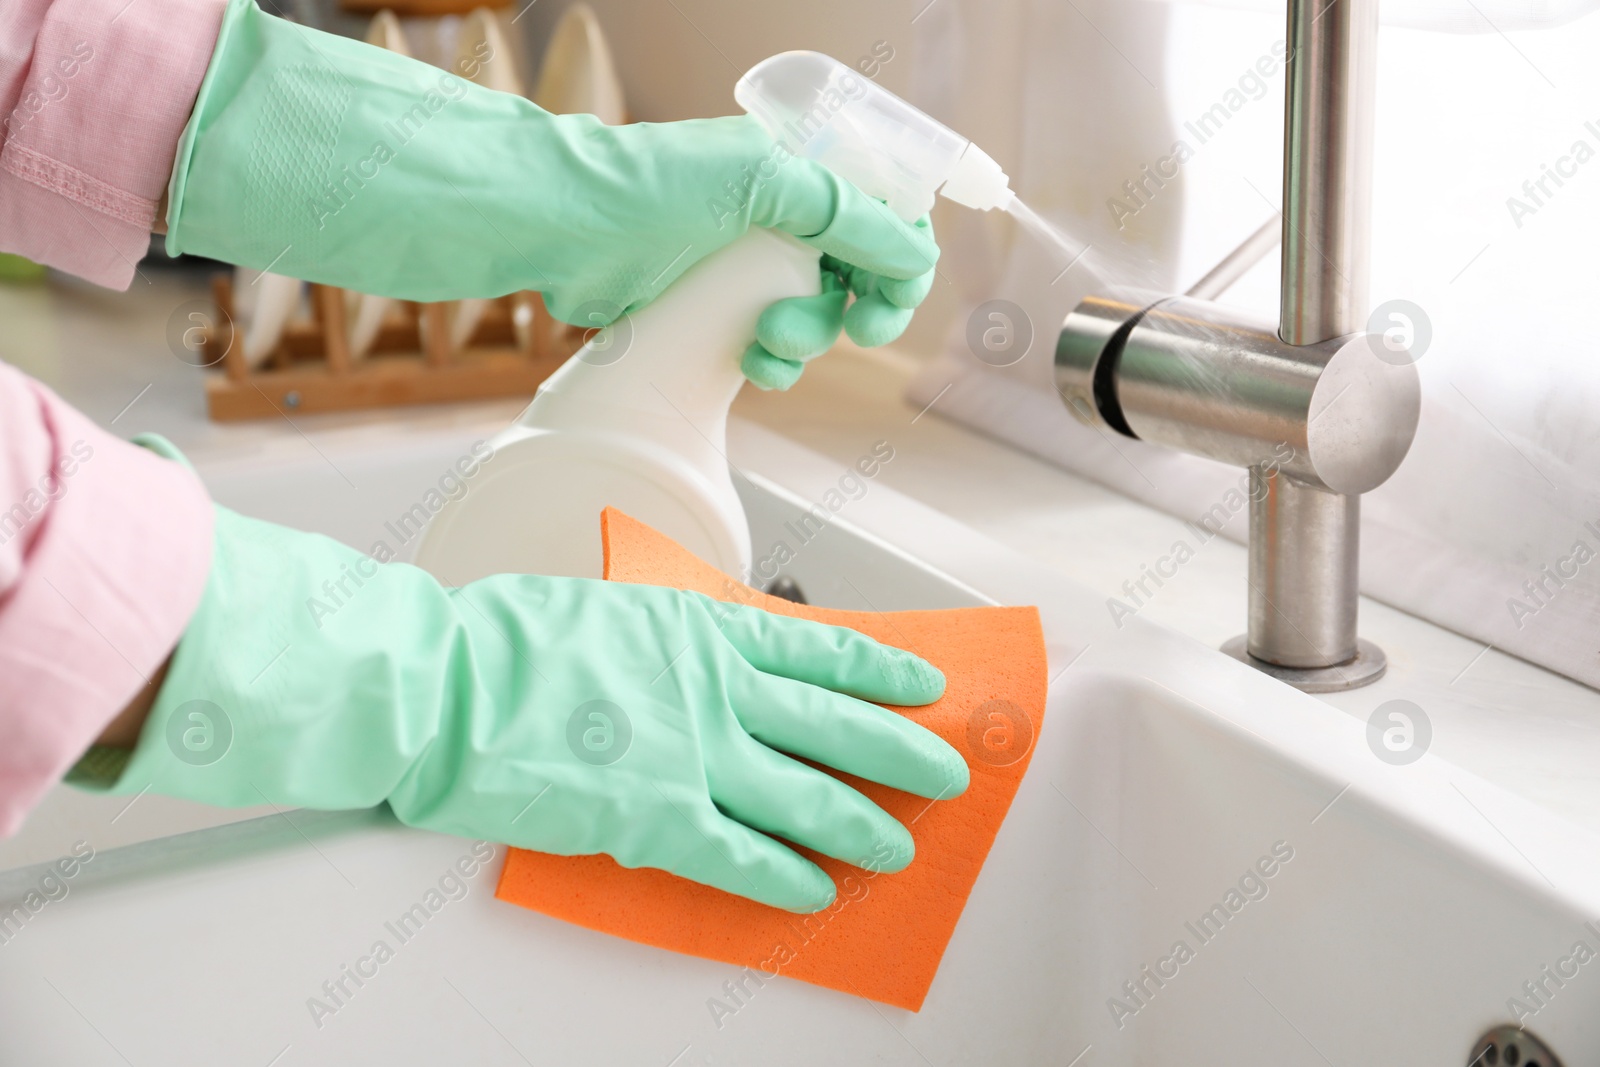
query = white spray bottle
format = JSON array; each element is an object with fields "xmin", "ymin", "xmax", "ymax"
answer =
[{"xmin": 416, "ymin": 51, "xmax": 1015, "ymax": 585}]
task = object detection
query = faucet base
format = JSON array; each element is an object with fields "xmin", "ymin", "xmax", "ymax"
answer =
[{"xmin": 1221, "ymin": 635, "xmax": 1387, "ymax": 693}]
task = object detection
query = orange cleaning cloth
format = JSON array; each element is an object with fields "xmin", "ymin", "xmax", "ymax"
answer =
[{"xmin": 495, "ymin": 507, "xmax": 1047, "ymax": 1011}]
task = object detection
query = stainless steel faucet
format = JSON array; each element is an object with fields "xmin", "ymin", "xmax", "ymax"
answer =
[{"xmin": 1054, "ymin": 0, "xmax": 1420, "ymax": 692}]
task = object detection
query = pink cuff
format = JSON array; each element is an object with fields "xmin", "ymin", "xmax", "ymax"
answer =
[
  {"xmin": 0, "ymin": 363, "xmax": 214, "ymax": 836},
  {"xmin": 0, "ymin": 0, "xmax": 228, "ymax": 288}
]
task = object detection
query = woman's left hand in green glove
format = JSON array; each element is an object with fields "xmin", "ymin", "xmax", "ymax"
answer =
[
  {"xmin": 80, "ymin": 492, "xmax": 970, "ymax": 914},
  {"xmin": 165, "ymin": 0, "xmax": 939, "ymax": 390}
]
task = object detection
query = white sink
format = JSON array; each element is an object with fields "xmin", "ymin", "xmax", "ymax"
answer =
[{"xmin": 2, "ymin": 420, "xmax": 1597, "ymax": 1066}]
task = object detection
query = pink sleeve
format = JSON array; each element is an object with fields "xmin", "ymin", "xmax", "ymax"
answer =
[
  {"xmin": 0, "ymin": 0, "xmax": 228, "ymax": 289},
  {"xmin": 0, "ymin": 362, "xmax": 214, "ymax": 836}
]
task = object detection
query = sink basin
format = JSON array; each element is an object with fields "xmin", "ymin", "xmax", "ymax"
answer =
[
  {"xmin": 1016, "ymin": 670, "xmax": 1600, "ymax": 1063},
  {"xmin": 2, "ymin": 420, "xmax": 1597, "ymax": 1066}
]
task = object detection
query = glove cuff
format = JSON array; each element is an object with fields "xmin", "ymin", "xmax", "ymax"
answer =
[{"xmin": 104, "ymin": 503, "xmax": 463, "ymax": 815}]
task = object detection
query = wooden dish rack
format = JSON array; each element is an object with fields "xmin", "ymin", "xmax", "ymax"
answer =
[{"xmin": 199, "ymin": 275, "xmax": 584, "ymax": 422}]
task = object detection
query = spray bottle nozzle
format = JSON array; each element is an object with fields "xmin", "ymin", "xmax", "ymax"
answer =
[
  {"xmin": 735, "ymin": 51, "xmax": 1013, "ymax": 222},
  {"xmin": 942, "ymin": 143, "xmax": 1016, "ymax": 213}
]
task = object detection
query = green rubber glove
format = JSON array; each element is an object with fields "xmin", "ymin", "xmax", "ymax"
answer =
[
  {"xmin": 89, "ymin": 455, "xmax": 968, "ymax": 913},
  {"xmin": 166, "ymin": 0, "xmax": 939, "ymax": 390},
  {"xmin": 743, "ymin": 226, "xmax": 937, "ymax": 390}
]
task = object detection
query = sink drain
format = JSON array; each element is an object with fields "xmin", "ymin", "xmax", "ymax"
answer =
[
  {"xmin": 1469, "ymin": 1025, "xmax": 1563, "ymax": 1067},
  {"xmin": 763, "ymin": 576, "xmax": 808, "ymax": 604}
]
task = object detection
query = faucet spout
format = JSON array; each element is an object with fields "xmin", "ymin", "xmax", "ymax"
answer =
[{"xmin": 1280, "ymin": 0, "xmax": 1378, "ymax": 347}]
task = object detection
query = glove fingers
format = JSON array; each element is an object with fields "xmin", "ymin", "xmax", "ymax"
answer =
[
  {"xmin": 757, "ymin": 159, "xmax": 938, "ymax": 280},
  {"xmin": 728, "ymin": 667, "xmax": 969, "ymax": 802},
  {"xmin": 826, "ymin": 217, "xmax": 936, "ymax": 309},
  {"xmin": 755, "ymin": 285, "xmax": 847, "ymax": 362},
  {"xmin": 705, "ymin": 598, "xmax": 945, "ymax": 704},
  {"xmin": 844, "ymin": 289, "xmax": 916, "ymax": 348},
  {"xmin": 821, "ymin": 256, "xmax": 874, "ymax": 298},
  {"xmin": 709, "ymin": 737, "xmax": 915, "ymax": 873},
  {"xmin": 877, "ymin": 265, "xmax": 936, "ymax": 310},
  {"xmin": 741, "ymin": 342, "xmax": 804, "ymax": 392},
  {"xmin": 642, "ymin": 792, "xmax": 838, "ymax": 913}
]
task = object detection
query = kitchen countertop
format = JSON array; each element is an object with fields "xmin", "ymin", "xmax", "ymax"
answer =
[{"xmin": 4, "ymin": 267, "xmax": 1600, "ymax": 867}]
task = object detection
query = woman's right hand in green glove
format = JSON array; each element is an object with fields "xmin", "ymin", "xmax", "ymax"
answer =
[
  {"xmin": 166, "ymin": 0, "xmax": 939, "ymax": 391},
  {"xmin": 89, "ymin": 494, "xmax": 969, "ymax": 913}
]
